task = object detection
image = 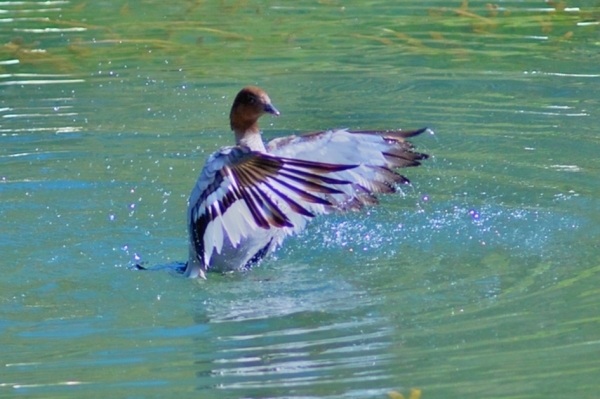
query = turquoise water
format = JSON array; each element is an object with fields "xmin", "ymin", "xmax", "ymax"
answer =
[{"xmin": 1, "ymin": 1, "xmax": 600, "ymax": 398}]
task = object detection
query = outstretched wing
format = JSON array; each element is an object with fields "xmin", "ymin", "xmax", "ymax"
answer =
[
  {"xmin": 267, "ymin": 127, "xmax": 429, "ymax": 207},
  {"xmin": 187, "ymin": 146, "xmax": 359, "ymax": 268}
]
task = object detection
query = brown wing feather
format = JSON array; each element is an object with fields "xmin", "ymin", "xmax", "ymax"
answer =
[{"xmin": 221, "ymin": 151, "xmax": 359, "ymax": 230}]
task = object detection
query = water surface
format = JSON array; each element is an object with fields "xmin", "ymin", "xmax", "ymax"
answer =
[{"xmin": 1, "ymin": 1, "xmax": 600, "ymax": 398}]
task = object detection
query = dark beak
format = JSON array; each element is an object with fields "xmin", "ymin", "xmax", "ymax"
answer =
[{"xmin": 264, "ymin": 103, "xmax": 280, "ymax": 116}]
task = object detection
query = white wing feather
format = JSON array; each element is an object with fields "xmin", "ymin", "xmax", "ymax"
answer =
[
  {"xmin": 267, "ymin": 128, "xmax": 428, "ymax": 197},
  {"xmin": 186, "ymin": 146, "xmax": 359, "ymax": 271}
]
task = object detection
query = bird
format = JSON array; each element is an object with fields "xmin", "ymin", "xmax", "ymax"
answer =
[{"xmin": 184, "ymin": 86, "xmax": 429, "ymax": 279}]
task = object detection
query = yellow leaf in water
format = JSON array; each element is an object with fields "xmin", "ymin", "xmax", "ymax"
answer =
[
  {"xmin": 387, "ymin": 391, "xmax": 405, "ymax": 399},
  {"xmin": 388, "ymin": 388, "xmax": 421, "ymax": 399},
  {"xmin": 409, "ymin": 388, "xmax": 422, "ymax": 399}
]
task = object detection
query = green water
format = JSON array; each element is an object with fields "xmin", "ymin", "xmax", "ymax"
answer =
[{"xmin": 1, "ymin": 1, "xmax": 600, "ymax": 398}]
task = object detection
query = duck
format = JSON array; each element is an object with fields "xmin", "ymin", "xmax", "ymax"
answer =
[{"xmin": 184, "ymin": 86, "xmax": 429, "ymax": 279}]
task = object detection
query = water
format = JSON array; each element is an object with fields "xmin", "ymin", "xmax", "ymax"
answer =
[{"xmin": 1, "ymin": 1, "xmax": 600, "ymax": 398}]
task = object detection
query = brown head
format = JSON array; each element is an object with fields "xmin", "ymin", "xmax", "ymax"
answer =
[{"xmin": 230, "ymin": 86, "xmax": 280, "ymax": 138}]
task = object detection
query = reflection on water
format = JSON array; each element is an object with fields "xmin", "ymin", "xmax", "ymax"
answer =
[
  {"xmin": 1, "ymin": 0, "xmax": 600, "ymax": 398},
  {"xmin": 200, "ymin": 275, "xmax": 396, "ymax": 396}
]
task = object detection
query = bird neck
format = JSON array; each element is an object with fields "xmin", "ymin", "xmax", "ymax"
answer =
[{"xmin": 233, "ymin": 124, "xmax": 266, "ymax": 152}]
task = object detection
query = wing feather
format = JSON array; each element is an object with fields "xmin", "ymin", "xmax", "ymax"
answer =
[
  {"xmin": 262, "ymin": 179, "xmax": 319, "ymax": 217},
  {"xmin": 240, "ymin": 182, "xmax": 269, "ymax": 229},
  {"xmin": 267, "ymin": 127, "xmax": 429, "ymax": 206},
  {"xmin": 187, "ymin": 146, "xmax": 361, "ymax": 269},
  {"xmin": 276, "ymin": 170, "xmax": 349, "ymax": 195},
  {"xmin": 269, "ymin": 175, "xmax": 337, "ymax": 205}
]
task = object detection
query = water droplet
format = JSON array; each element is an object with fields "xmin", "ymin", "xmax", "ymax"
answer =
[{"xmin": 469, "ymin": 209, "xmax": 480, "ymax": 220}]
